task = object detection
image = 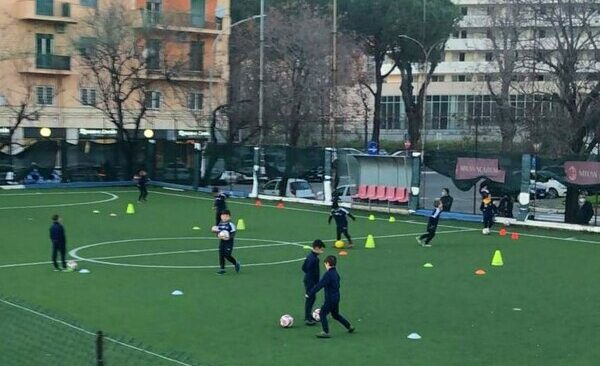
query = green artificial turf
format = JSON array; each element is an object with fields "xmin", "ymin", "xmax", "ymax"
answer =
[{"xmin": 1, "ymin": 188, "xmax": 599, "ymax": 366}]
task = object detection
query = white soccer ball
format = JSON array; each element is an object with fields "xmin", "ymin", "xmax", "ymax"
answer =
[
  {"xmin": 482, "ymin": 228, "xmax": 490, "ymax": 235},
  {"xmin": 67, "ymin": 260, "xmax": 78, "ymax": 270},
  {"xmin": 211, "ymin": 226, "xmax": 219, "ymax": 233},
  {"xmin": 312, "ymin": 308, "xmax": 321, "ymax": 322},
  {"xmin": 280, "ymin": 314, "xmax": 294, "ymax": 328},
  {"xmin": 218, "ymin": 230, "xmax": 230, "ymax": 240}
]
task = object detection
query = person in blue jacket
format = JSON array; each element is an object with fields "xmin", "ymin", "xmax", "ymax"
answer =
[{"xmin": 49, "ymin": 214, "xmax": 69, "ymax": 271}]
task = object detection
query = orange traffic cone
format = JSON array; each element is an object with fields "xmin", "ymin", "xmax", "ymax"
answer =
[
  {"xmin": 276, "ymin": 201, "xmax": 285, "ymax": 209},
  {"xmin": 511, "ymin": 232, "xmax": 519, "ymax": 240},
  {"xmin": 475, "ymin": 268, "xmax": 486, "ymax": 276},
  {"xmin": 499, "ymin": 228, "xmax": 507, "ymax": 236}
]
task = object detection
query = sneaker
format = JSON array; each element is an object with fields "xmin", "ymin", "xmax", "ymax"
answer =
[
  {"xmin": 346, "ymin": 243, "xmax": 354, "ymax": 249},
  {"xmin": 348, "ymin": 326, "xmax": 356, "ymax": 333},
  {"xmin": 416, "ymin": 237, "xmax": 423, "ymax": 245},
  {"xmin": 235, "ymin": 262, "xmax": 241, "ymax": 273},
  {"xmin": 316, "ymin": 332, "xmax": 331, "ymax": 338},
  {"xmin": 305, "ymin": 319, "xmax": 317, "ymax": 326},
  {"xmin": 53, "ymin": 268, "xmax": 62, "ymax": 272},
  {"xmin": 422, "ymin": 243, "xmax": 432, "ymax": 248},
  {"xmin": 63, "ymin": 268, "xmax": 74, "ymax": 273},
  {"xmin": 216, "ymin": 269, "xmax": 226, "ymax": 275}
]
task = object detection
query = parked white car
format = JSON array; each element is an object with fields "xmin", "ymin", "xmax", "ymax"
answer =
[
  {"xmin": 536, "ymin": 178, "xmax": 567, "ymax": 198},
  {"xmin": 333, "ymin": 184, "xmax": 357, "ymax": 203},
  {"xmin": 219, "ymin": 170, "xmax": 252, "ymax": 184},
  {"xmin": 262, "ymin": 178, "xmax": 316, "ymax": 199}
]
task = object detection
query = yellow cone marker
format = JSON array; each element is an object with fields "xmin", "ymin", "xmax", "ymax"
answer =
[
  {"xmin": 236, "ymin": 219, "xmax": 246, "ymax": 230},
  {"xmin": 389, "ymin": 216, "xmax": 396, "ymax": 222},
  {"xmin": 491, "ymin": 250, "xmax": 504, "ymax": 266},
  {"xmin": 126, "ymin": 203, "xmax": 135, "ymax": 214},
  {"xmin": 368, "ymin": 214, "xmax": 376, "ymax": 221},
  {"xmin": 365, "ymin": 234, "xmax": 376, "ymax": 249},
  {"xmin": 423, "ymin": 263, "xmax": 433, "ymax": 268},
  {"xmin": 192, "ymin": 226, "xmax": 200, "ymax": 230}
]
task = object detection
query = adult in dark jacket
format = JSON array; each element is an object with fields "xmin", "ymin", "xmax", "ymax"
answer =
[
  {"xmin": 575, "ymin": 195, "xmax": 594, "ymax": 225},
  {"xmin": 49, "ymin": 214, "xmax": 67, "ymax": 271},
  {"xmin": 440, "ymin": 188, "xmax": 453, "ymax": 211},
  {"xmin": 498, "ymin": 194, "xmax": 514, "ymax": 218}
]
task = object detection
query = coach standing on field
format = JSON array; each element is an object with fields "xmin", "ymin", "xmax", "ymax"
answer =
[{"xmin": 49, "ymin": 214, "xmax": 67, "ymax": 271}]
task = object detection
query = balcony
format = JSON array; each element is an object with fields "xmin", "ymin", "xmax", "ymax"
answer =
[
  {"xmin": 141, "ymin": 68, "xmax": 222, "ymax": 82},
  {"xmin": 137, "ymin": 10, "xmax": 220, "ymax": 34},
  {"xmin": 14, "ymin": 0, "xmax": 78, "ymax": 23},
  {"xmin": 20, "ymin": 54, "xmax": 72, "ymax": 75}
]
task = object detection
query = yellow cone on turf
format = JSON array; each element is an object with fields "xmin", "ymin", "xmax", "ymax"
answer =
[
  {"xmin": 236, "ymin": 219, "xmax": 246, "ymax": 230},
  {"xmin": 365, "ymin": 234, "xmax": 376, "ymax": 249},
  {"xmin": 389, "ymin": 216, "xmax": 396, "ymax": 222},
  {"xmin": 368, "ymin": 214, "xmax": 376, "ymax": 221},
  {"xmin": 126, "ymin": 203, "xmax": 135, "ymax": 214},
  {"xmin": 491, "ymin": 250, "xmax": 504, "ymax": 266}
]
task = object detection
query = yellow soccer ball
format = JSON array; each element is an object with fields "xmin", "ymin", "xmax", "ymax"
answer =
[{"xmin": 334, "ymin": 240, "xmax": 345, "ymax": 249}]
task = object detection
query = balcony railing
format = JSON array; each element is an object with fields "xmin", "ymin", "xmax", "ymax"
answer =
[
  {"xmin": 141, "ymin": 10, "xmax": 218, "ymax": 30},
  {"xmin": 35, "ymin": 0, "xmax": 71, "ymax": 17},
  {"xmin": 36, "ymin": 54, "xmax": 71, "ymax": 70}
]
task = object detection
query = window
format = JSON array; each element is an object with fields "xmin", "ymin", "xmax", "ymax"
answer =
[
  {"xmin": 486, "ymin": 29, "xmax": 493, "ymax": 39},
  {"xmin": 80, "ymin": 0, "xmax": 97, "ymax": 7},
  {"xmin": 36, "ymin": 86, "xmax": 54, "ymax": 105},
  {"xmin": 0, "ymin": 94, "xmax": 5, "ymax": 106},
  {"xmin": 145, "ymin": 91, "xmax": 161, "ymax": 110},
  {"xmin": 459, "ymin": 53, "xmax": 466, "ymax": 62},
  {"xmin": 485, "ymin": 53, "xmax": 493, "ymax": 62},
  {"xmin": 80, "ymin": 88, "xmax": 96, "ymax": 106},
  {"xmin": 189, "ymin": 41, "xmax": 204, "ymax": 71},
  {"xmin": 452, "ymin": 75, "xmax": 470, "ymax": 82},
  {"xmin": 36, "ymin": 34, "xmax": 53, "ymax": 55},
  {"xmin": 146, "ymin": 39, "xmax": 161, "ymax": 69},
  {"xmin": 461, "ymin": 7, "xmax": 468, "ymax": 16},
  {"xmin": 431, "ymin": 75, "xmax": 444, "ymax": 82},
  {"xmin": 188, "ymin": 92, "xmax": 203, "ymax": 110},
  {"xmin": 535, "ymin": 75, "xmax": 545, "ymax": 82},
  {"xmin": 78, "ymin": 37, "xmax": 96, "ymax": 57},
  {"xmin": 460, "ymin": 30, "xmax": 467, "ymax": 39},
  {"xmin": 537, "ymin": 29, "xmax": 546, "ymax": 39},
  {"xmin": 453, "ymin": 31, "xmax": 459, "ymax": 39}
]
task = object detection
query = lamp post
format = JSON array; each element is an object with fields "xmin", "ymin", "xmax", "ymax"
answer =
[{"xmin": 532, "ymin": 142, "xmax": 541, "ymax": 219}]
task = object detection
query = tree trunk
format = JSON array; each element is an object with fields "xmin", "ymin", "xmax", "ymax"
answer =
[
  {"xmin": 400, "ymin": 64, "xmax": 421, "ymax": 147},
  {"xmin": 370, "ymin": 55, "xmax": 385, "ymax": 146}
]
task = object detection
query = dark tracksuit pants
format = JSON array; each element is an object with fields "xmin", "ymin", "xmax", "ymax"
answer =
[
  {"xmin": 219, "ymin": 243, "xmax": 237, "ymax": 269},
  {"xmin": 138, "ymin": 185, "xmax": 148, "ymax": 201},
  {"xmin": 304, "ymin": 280, "xmax": 317, "ymax": 321},
  {"xmin": 483, "ymin": 216, "xmax": 494, "ymax": 229},
  {"xmin": 320, "ymin": 297, "xmax": 351, "ymax": 333},
  {"xmin": 215, "ymin": 212, "xmax": 222, "ymax": 226},
  {"xmin": 336, "ymin": 225, "xmax": 352, "ymax": 244},
  {"xmin": 419, "ymin": 227, "xmax": 437, "ymax": 244},
  {"xmin": 52, "ymin": 242, "xmax": 66, "ymax": 270}
]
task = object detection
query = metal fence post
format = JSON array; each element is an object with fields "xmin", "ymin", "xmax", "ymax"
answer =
[{"xmin": 96, "ymin": 331, "xmax": 104, "ymax": 366}]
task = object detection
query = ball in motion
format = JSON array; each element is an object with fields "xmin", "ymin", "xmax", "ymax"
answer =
[
  {"xmin": 334, "ymin": 240, "xmax": 345, "ymax": 249},
  {"xmin": 312, "ymin": 308, "xmax": 321, "ymax": 321},
  {"xmin": 66, "ymin": 260, "xmax": 78, "ymax": 270},
  {"xmin": 218, "ymin": 230, "xmax": 230, "ymax": 240},
  {"xmin": 280, "ymin": 314, "xmax": 294, "ymax": 328}
]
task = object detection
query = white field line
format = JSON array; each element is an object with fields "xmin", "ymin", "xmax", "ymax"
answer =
[
  {"xmin": 0, "ymin": 191, "xmax": 118, "ymax": 210},
  {"xmin": 0, "ymin": 230, "xmax": 473, "ymax": 270},
  {"xmin": 0, "ymin": 298, "xmax": 194, "ymax": 366}
]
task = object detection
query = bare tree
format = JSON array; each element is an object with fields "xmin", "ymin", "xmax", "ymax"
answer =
[
  {"xmin": 485, "ymin": 0, "xmax": 529, "ymax": 152},
  {"xmin": 523, "ymin": 0, "xmax": 600, "ymax": 155},
  {"xmin": 73, "ymin": 1, "xmax": 172, "ymax": 176}
]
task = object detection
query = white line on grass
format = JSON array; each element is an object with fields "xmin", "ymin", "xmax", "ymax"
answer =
[
  {"xmin": 0, "ymin": 229, "xmax": 473, "ymax": 270},
  {"xmin": 151, "ymin": 190, "xmax": 600, "ymax": 246},
  {"xmin": 0, "ymin": 191, "xmax": 118, "ymax": 210},
  {"xmin": 0, "ymin": 298, "xmax": 194, "ymax": 366}
]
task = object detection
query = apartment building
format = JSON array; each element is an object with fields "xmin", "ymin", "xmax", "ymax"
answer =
[
  {"xmin": 377, "ymin": 0, "xmax": 600, "ymax": 142},
  {"xmin": 0, "ymin": 0, "xmax": 230, "ymax": 145}
]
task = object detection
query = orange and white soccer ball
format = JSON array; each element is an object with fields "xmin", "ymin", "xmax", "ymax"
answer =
[
  {"xmin": 280, "ymin": 314, "xmax": 294, "ymax": 328},
  {"xmin": 312, "ymin": 308, "xmax": 321, "ymax": 321}
]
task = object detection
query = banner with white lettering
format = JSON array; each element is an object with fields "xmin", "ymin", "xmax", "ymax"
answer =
[
  {"xmin": 455, "ymin": 157, "xmax": 506, "ymax": 183},
  {"xmin": 564, "ymin": 161, "xmax": 600, "ymax": 185}
]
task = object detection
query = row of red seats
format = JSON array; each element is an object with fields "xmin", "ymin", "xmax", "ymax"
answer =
[{"xmin": 352, "ymin": 185, "xmax": 409, "ymax": 203}]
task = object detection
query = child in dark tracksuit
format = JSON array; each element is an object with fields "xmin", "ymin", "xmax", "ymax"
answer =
[
  {"xmin": 49, "ymin": 214, "xmax": 68, "ymax": 271},
  {"xmin": 307, "ymin": 256, "xmax": 355, "ymax": 338},
  {"xmin": 213, "ymin": 209, "xmax": 240, "ymax": 274},
  {"xmin": 302, "ymin": 240, "xmax": 325, "ymax": 325},
  {"xmin": 417, "ymin": 200, "xmax": 443, "ymax": 247},
  {"xmin": 136, "ymin": 170, "xmax": 148, "ymax": 202},
  {"xmin": 480, "ymin": 196, "xmax": 498, "ymax": 235},
  {"xmin": 328, "ymin": 202, "xmax": 356, "ymax": 248}
]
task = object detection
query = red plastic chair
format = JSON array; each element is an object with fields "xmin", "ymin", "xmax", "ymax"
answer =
[
  {"xmin": 374, "ymin": 185, "xmax": 387, "ymax": 201},
  {"xmin": 383, "ymin": 186, "xmax": 396, "ymax": 201},
  {"xmin": 394, "ymin": 187, "xmax": 409, "ymax": 203},
  {"xmin": 353, "ymin": 185, "xmax": 367, "ymax": 200},
  {"xmin": 361, "ymin": 185, "xmax": 376, "ymax": 200}
]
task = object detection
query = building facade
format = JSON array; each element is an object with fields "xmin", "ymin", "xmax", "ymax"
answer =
[
  {"xmin": 376, "ymin": 0, "xmax": 599, "ymax": 142},
  {"xmin": 0, "ymin": 0, "xmax": 230, "ymax": 145}
]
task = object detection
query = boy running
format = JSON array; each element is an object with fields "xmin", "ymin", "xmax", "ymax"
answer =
[
  {"xmin": 213, "ymin": 187, "xmax": 227, "ymax": 226},
  {"xmin": 328, "ymin": 201, "xmax": 356, "ymax": 248},
  {"xmin": 302, "ymin": 239, "xmax": 325, "ymax": 325},
  {"xmin": 212, "ymin": 209, "xmax": 240, "ymax": 275},
  {"xmin": 417, "ymin": 200, "xmax": 443, "ymax": 247},
  {"xmin": 307, "ymin": 255, "xmax": 355, "ymax": 338}
]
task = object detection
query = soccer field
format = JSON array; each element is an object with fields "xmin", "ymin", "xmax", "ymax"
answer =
[{"xmin": 1, "ymin": 188, "xmax": 599, "ymax": 366}]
